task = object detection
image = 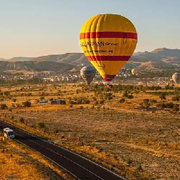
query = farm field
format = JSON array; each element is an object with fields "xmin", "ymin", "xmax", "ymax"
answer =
[{"xmin": 0, "ymin": 83, "xmax": 180, "ymax": 180}]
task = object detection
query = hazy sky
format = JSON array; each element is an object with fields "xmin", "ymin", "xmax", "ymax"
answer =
[{"xmin": 0, "ymin": 0, "xmax": 180, "ymax": 58}]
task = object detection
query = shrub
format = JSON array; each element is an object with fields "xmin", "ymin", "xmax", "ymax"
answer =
[
  {"xmin": 165, "ymin": 85, "xmax": 174, "ymax": 90},
  {"xmin": 122, "ymin": 91, "xmax": 128, "ymax": 98},
  {"xmin": 137, "ymin": 164, "xmax": 143, "ymax": 171},
  {"xmin": 156, "ymin": 103, "xmax": 166, "ymax": 109},
  {"xmin": 40, "ymin": 96, "xmax": 44, "ymax": 100},
  {"xmin": 119, "ymin": 98, "xmax": 125, "ymax": 103},
  {"xmin": 100, "ymin": 100, "xmax": 105, "ymax": 104},
  {"xmin": 127, "ymin": 159, "xmax": 132, "ymax": 164},
  {"xmin": 122, "ymin": 91, "xmax": 133, "ymax": 99},
  {"xmin": 105, "ymin": 93, "xmax": 113, "ymax": 100},
  {"xmin": 166, "ymin": 102, "xmax": 174, "ymax": 109},
  {"xmin": 76, "ymin": 89, "xmax": 80, "ymax": 94},
  {"xmin": 159, "ymin": 93, "xmax": 166, "ymax": 100},
  {"xmin": 143, "ymin": 99, "xmax": 150, "ymax": 107},
  {"xmin": 30, "ymin": 124, "xmax": 36, "ymax": 128},
  {"xmin": 19, "ymin": 117, "xmax": 25, "ymax": 123},
  {"xmin": 84, "ymin": 99, "xmax": 90, "ymax": 104},
  {"xmin": 22, "ymin": 101, "xmax": 31, "ymax": 107},
  {"xmin": 107, "ymin": 96, "xmax": 113, "ymax": 100},
  {"xmin": 8, "ymin": 108, "xmax": 12, "ymax": 112},
  {"xmin": 11, "ymin": 104, "xmax": 15, "ymax": 108},
  {"xmin": 172, "ymin": 95, "xmax": 180, "ymax": 101},
  {"xmin": 4, "ymin": 91, "xmax": 10, "ymax": 96},
  {"xmin": 149, "ymin": 99, "xmax": 157, "ymax": 104},
  {"xmin": 37, "ymin": 122, "xmax": 46, "ymax": 129},
  {"xmin": 173, "ymin": 104, "xmax": 179, "ymax": 111},
  {"xmin": 0, "ymin": 104, "xmax": 8, "ymax": 110},
  {"xmin": 70, "ymin": 100, "xmax": 76, "ymax": 105},
  {"xmin": 54, "ymin": 129, "xmax": 59, "ymax": 134},
  {"xmin": 127, "ymin": 94, "xmax": 134, "ymax": 99},
  {"xmin": 95, "ymin": 101, "xmax": 99, "ymax": 105}
]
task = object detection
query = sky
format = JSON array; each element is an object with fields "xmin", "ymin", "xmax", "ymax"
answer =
[{"xmin": 0, "ymin": 0, "xmax": 180, "ymax": 58}]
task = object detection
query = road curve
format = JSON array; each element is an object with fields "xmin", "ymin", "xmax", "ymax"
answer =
[{"xmin": 0, "ymin": 120, "xmax": 128, "ymax": 180}]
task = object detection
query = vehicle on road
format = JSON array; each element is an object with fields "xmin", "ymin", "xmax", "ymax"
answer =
[{"xmin": 3, "ymin": 127, "xmax": 15, "ymax": 139}]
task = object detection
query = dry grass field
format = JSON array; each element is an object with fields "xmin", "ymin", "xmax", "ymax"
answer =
[
  {"xmin": 0, "ymin": 133, "xmax": 74, "ymax": 180},
  {"xmin": 0, "ymin": 83, "xmax": 180, "ymax": 180}
]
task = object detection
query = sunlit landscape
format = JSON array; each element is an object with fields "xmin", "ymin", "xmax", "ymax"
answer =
[
  {"xmin": 1, "ymin": 1, "xmax": 180, "ymax": 180},
  {"xmin": 0, "ymin": 82, "xmax": 179, "ymax": 180}
]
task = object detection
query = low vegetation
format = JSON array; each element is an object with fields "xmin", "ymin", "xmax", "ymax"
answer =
[
  {"xmin": 0, "ymin": 83, "xmax": 179, "ymax": 180},
  {"xmin": 0, "ymin": 135, "xmax": 74, "ymax": 180}
]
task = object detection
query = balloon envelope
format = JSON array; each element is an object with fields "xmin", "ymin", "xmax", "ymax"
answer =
[
  {"xmin": 172, "ymin": 72, "xmax": 180, "ymax": 84},
  {"xmin": 80, "ymin": 13, "xmax": 138, "ymax": 82},
  {"xmin": 131, "ymin": 68, "xmax": 138, "ymax": 76},
  {"xmin": 80, "ymin": 66, "xmax": 96, "ymax": 85}
]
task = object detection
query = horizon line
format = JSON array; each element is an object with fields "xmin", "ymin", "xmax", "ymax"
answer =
[{"xmin": 1, "ymin": 47, "xmax": 180, "ymax": 59}]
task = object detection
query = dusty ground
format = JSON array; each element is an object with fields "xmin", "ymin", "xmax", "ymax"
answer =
[
  {"xmin": 0, "ymin": 134, "xmax": 72, "ymax": 180},
  {"xmin": 0, "ymin": 83, "xmax": 180, "ymax": 180},
  {"xmin": 2, "ymin": 108, "xmax": 180, "ymax": 180}
]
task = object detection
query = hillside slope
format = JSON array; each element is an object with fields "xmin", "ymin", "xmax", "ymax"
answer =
[
  {"xmin": 0, "ymin": 61, "xmax": 75, "ymax": 72},
  {"xmin": 30, "ymin": 48, "xmax": 180, "ymax": 70},
  {"xmin": 1, "ymin": 48, "xmax": 180, "ymax": 72}
]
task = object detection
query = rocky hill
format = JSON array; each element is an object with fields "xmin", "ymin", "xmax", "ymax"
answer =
[
  {"xmin": 128, "ymin": 48, "xmax": 180, "ymax": 70},
  {"xmin": 9, "ymin": 57, "xmax": 34, "ymax": 61},
  {"xmin": 29, "ymin": 48, "xmax": 180, "ymax": 70},
  {"xmin": 0, "ymin": 48, "xmax": 180, "ymax": 72},
  {"xmin": 30, "ymin": 53, "xmax": 89, "ymax": 66},
  {"xmin": 0, "ymin": 61, "xmax": 74, "ymax": 73}
]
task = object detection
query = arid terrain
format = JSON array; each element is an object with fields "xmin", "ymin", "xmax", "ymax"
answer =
[
  {"xmin": 0, "ymin": 48, "xmax": 180, "ymax": 73},
  {"xmin": 0, "ymin": 83, "xmax": 180, "ymax": 180},
  {"xmin": 0, "ymin": 134, "xmax": 74, "ymax": 180}
]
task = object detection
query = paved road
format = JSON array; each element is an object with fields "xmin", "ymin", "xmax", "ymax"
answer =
[{"xmin": 0, "ymin": 120, "xmax": 128, "ymax": 180}]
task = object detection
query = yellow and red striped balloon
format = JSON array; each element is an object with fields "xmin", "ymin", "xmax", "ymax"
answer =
[{"xmin": 79, "ymin": 14, "xmax": 138, "ymax": 82}]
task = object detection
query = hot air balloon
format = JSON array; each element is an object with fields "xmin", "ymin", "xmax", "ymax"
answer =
[
  {"xmin": 80, "ymin": 13, "xmax": 138, "ymax": 83},
  {"xmin": 172, "ymin": 72, "xmax": 180, "ymax": 84},
  {"xmin": 131, "ymin": 68, "xmax": 138, "ymax": 76},
  {"xmin": 80, "ymin": 66, "xmax": 96, "ymax": 85}
]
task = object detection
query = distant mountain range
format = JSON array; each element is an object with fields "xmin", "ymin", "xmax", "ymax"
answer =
[
  {"xmin": 0, "ymin": 48, "xmax": 180, "ymax": 73},
  {"xmin": 0, "ymin": 61, "xmax": 74, "ymax": 73},
  {"xmin": 128, "ymin": 48, "xmax": 180, "ymax": 71},
  {"xmin": 0, "ymin": 57, "xmax": 34, "ymax": 61}
]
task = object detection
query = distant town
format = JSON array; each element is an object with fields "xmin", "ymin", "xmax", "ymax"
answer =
[{"xmin": 0, "ymin": 67, "xmax": 174, "ymax": 87}]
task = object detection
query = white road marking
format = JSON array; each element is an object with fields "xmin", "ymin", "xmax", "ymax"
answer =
[
  {"xmin": 0, "ymin": 120, "xmax": 127, "ymax": 180},
  {"xmin": 15, "ymin": 132, "xmax": 104, "ymax": 180}
]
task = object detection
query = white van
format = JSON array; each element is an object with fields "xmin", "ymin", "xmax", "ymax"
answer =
[{"xmin": 3, "ymin": 128, "xmax": 15, "ymax": 139}]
